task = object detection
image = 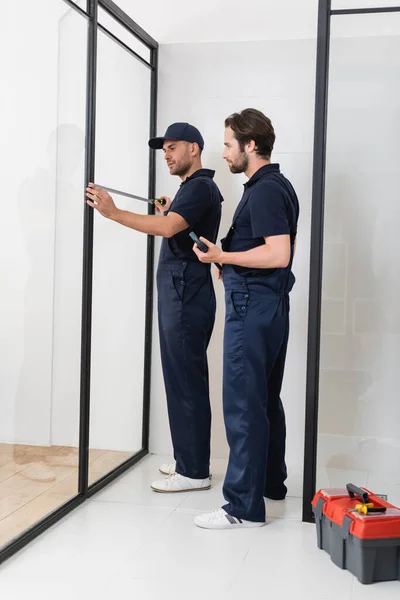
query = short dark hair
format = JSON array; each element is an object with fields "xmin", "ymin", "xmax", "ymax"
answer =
[{"xmin": 225, "ymin": 108, "xmax": 275, "ymax": 159}]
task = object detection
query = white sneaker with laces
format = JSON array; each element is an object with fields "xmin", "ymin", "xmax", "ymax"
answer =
[
  {"xmin": 159, "ymin": 462, "xmax": 177, "ymax": 476},
  {"xmin": 159, "ymin": 462, "xmax": 213, "ymax": 478},
  {"xmin": 194, "ymin": 508, "xmax": 266, "ymax": 530},
  {"xmin": 151, "ymin": 473, "xmax": 211, "ymax": 493}
]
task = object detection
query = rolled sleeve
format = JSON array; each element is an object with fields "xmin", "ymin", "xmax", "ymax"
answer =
[
  {"xmin": 169, "ymin": 180, "xmax": 211, "ymax": 228},
  {"xmin": 250, "ymin": 183, "xmax": 290, "ymax": 239}
]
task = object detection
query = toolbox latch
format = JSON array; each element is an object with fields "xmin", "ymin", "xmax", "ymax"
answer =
[
  {"xmin": 314, "ymin": 497, "xmax": 326, "ymax": 520},
  {"xmin": 340, "ymin": 515, "xmax": 352, "ymax": 539}
]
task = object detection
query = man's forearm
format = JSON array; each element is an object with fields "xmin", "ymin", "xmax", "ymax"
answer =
[
  {"xmin": 112, "ymin": 209, "xmax": 172, "ymax": 237},
  {"xmin": 220, "ymin": 244, "xmax": 289, "ymax": 269}
]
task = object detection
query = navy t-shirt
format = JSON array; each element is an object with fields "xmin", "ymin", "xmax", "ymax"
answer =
[
  {"xmin": 223, "ymin": 163, "xmax": 299, "ymax": 276},
  {"xmin": 160, "ymin": 168, "xmax": 223, "ymax": 262}
]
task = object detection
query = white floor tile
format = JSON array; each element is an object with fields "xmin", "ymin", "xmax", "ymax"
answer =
[
  {"xmin": 102, "ymin": 576, "xmax": 228, "ymax": 600},
  {"xmin": 0, "ymin": 502, "xmax": 173, "ymax": 580},
  {"xmin": 0, "ymin": 569, "xmax": 222, "ymax": 600},
  {"xmin": 177, "ymin": 488, "xmax": 226, "ymax": 512},
  {"xmin": 250, "ymin": 517, "xmax": 318, "ymax": 554},
  {"xmin": 0, "ymin": 572, "xmax": 101, "ymax": 600},
  {"xmin": 128, "ymin": 509, "xmax": 261, "ymax": 590},
  {"xmin": 0, "ymin": 574, "xmax": 227, "ymax": 600},
  {"xmin": 225, "ymin": 520, "xmax": 354, "ymax": 600},
  {"xmin": 5, "ymin": 453, "xmax": 395, "ymax": 600},
  {"xmin": 352, "ymin": 579, "xmax": 400, "ymax": 599},
  {"xmin": 226, "ymin": 557, "xmax": 354, "ymax": 600},
  {"xmin": 268, "ymin": 496, "xmax": 302, "ymax": 519},
  {"xmin": 94, "ymin": 479, "xmax": 190, "ymax": 509}
]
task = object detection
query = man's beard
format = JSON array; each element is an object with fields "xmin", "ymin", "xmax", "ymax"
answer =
[
  {"xmin": 172, "ymin": 159, "xmax": 192, "ymax": 177},
  {"xmin": 229, "ymin": 153, "xmax": 249, "ymax": 174}
]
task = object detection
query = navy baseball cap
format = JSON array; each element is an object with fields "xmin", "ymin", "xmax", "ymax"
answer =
[{"xmin": 148, "ymin": 122, "xmax": 204, "ymax": 150}]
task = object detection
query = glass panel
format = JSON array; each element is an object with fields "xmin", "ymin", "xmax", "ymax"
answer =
[
  {"xmin": 329, "ymin": 10, "xmax": 400, "ymax": 36},
  {"xmin": 89, "ymin": 193, "xmax": 148, "ymax": 484},
  {"xmin": 98, "ymin": 6, "xmax": 151, "ymax": 62},
  {"xmin": 332, "ymin": 0, "xmax": 400, "ymax": 9},
  {"xmin": 95, "ymin": 27, "xmax": 152, "ymax": 197},
  {"xmin": 0, "ymin": 1, "xmax": 87, "ymax": 548},
  {"xmin": 316, "ymin": 13, "xmax": 400, "ymax": 506}
]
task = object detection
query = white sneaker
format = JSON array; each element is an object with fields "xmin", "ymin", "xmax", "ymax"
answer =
[
  {"xmin": 194, "ymin": 509, "xmax": 266, "ymax": 530},
  {"xmin": 159, "ymin": 462, "xmax": 213, "ymax": 478},
  {"xmin": 159, "ymin": 462, "xmax": 177, "ymax": 476},
  {"xmin": 151, "ymin": 473, "xmax": 211, "ymax": 493}
]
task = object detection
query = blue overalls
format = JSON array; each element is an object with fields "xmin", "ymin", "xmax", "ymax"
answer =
[
  {"xmin": 156, "ymin": 169, "xmax": 223, "ymax": 480},
  {"xmin": 220, "ymin": 168, "xmax": 298, "ymax": 522}
]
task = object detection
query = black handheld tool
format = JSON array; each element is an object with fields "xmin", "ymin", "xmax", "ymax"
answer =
[
  {"xmin": 98, "ymin": 185, "xmax": 166, "ymax": 206},
  {"xmin": 189, "ymin": 231, "xmax": 209, "ymax": 253},
  {"xmin": 189, "ymin": 232, "xmax": 222, "ymax": 272}
]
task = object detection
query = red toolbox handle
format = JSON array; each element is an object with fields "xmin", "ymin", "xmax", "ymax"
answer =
[{"xmin": 346, "ymin": 484, "xmax": 369, "ymax": 504}]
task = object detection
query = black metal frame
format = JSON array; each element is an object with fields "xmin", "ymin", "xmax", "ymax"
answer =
[
  {"xmin": 79, "ymin": 0, "xmax": 98, "ymax": 500},
  {"xmin": 302, "ymin": 0, "xmax": 400, "ymax": 523},
  {"xmin": 332, "ymin": 6, "xmax": 400, "ymax": 15},
  {"xmin": 302, "ymin": 0, "xmax": 331, "ymax": 524},
  {"xmin": 97, "ymin": 23, "xmax": 152, "ymax": 69},
  {"xmin": 0, "ymin": 0, "xmax": 158, "ymax": 563}
]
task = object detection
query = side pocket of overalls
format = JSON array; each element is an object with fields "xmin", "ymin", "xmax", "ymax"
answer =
[
  {"xmin": 230, "ymin": 290, "xmax": 249, "ymax": 319},
  {"xmin": 171, "ymin": 272, "xmax": 186, "ymax": 302},
  {"xmin": 157, "ymin": 268, "xmax": 184, "ymax": 331}
]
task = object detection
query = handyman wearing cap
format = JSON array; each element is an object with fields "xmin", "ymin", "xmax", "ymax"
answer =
[{"xmin": 86, "ymin": 123, "xmax": 223, "ymax": 493}]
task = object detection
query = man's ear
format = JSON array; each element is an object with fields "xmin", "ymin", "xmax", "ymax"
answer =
[
  {"xmin": 247, "ymin": 139, "xmax": 257, "ymax": 154},
  {"xmin": 189, "ymin": 142, "xmax": 200, "ymax": 157}
]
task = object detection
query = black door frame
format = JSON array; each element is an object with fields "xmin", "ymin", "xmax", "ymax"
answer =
[
  {"xmin": 0, "ymin": 0, "xmax": 158, "ymax": 564},
  {"xmin": 302, "ymin": 0, "xmax": 400, "ymax": 523}
]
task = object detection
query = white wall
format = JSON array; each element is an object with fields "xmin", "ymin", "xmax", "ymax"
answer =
[
  {"xmin": 149, "ymin": 38, "xmax": 317, "ymax": 496},
  {"xmin": 115, "ymin": 0, "xmax": 400, "ymax": 44},
  {"xmin": 116, "ymin": 0, "xmax": 318, "ymax": 43}
]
